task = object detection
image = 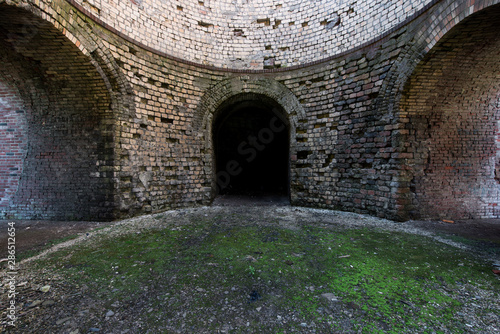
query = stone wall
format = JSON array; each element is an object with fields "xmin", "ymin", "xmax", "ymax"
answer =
[{"xmin": 0, "ymin": 0, "xmax": 498, "ymax": 221}]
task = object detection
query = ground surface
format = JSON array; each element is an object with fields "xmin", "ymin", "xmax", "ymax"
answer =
[
  {"xmin": 1, "ymin": 197, "xmax": 499, "ymax": 260},
  {"xmin": 0, "ymin": 198, "xmax": 499, "ymax": 333}
]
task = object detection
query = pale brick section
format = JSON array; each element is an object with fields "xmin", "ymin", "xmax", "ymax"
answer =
[
  {"xmin": 0, "ymin": 80, "xmax": 27, "ymax": 212},
  {"xmin": 76, "ymin": 0, "xmax": 431, "ymax": 69}
]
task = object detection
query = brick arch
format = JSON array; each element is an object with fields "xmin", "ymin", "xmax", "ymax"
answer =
[
  {"xmin": 194, "ymin": 76, "xmax": 305, "ymax": 199},
  {"xmin": 1, "ymin": 0, "xmax": 133, "ymax": 113},
  {"xmin": 396, "ymin": 3, "xmax": 500, "ymax": 219},
  {"xmin": 195, "ymin": 77, "xmax": 305, "ymax": 149},
  {"xmin": 0, "ymin": 3, "xmax": 132, "ymax": 220}
]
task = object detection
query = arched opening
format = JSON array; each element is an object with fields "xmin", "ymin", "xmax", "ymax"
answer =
[
  {"xmin": 213, "ymin": 98, "xmax": 290, "ymax": 202},
  {"xmin": 400, "ymin": 4, "xmax": 500, "ymax": 219},
  {"xmin": 0, "ymin": 5, "xmax": 116, "ymax": 220}
]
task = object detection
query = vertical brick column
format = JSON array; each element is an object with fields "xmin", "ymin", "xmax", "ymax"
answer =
[{"xmin": 496, "ymin": 120, "xmax": 500, "ymax": 183}]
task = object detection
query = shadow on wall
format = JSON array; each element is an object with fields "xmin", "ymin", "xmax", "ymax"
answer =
[
  {"xmin": 0, "ymin": 5, "xmax": 115, "ymax": 221},
  {"xmin": 400, "ymin": 4, "xmax": 500, "ymax": 219},
  {"xmin": 213, "ymin": 102, "xmax": 289, "ymax": 197}
]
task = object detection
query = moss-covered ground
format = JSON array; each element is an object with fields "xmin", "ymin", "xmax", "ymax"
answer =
[{"xmin": 17, "ymin": 212, "xmax": 499, "ymax": 333}]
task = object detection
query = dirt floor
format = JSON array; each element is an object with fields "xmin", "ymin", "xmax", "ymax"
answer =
[
  {"xmin": 1, "ymin": 196, "xmax": 499, "ymax": 260},
  {"xmin": 1, "ymin": 199, "xmax": 499, "ymax": 333},
  {"xmin": 0, "ymin": 220, "xmax": 113, "ymax": 260}
]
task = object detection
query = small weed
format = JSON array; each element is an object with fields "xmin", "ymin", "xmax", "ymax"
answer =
[{"xmin": 247, "ymin": 265, "xmax": 256, "ymax": 276}]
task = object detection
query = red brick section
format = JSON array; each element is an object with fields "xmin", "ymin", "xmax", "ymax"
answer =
[
  {"xmin": 399, "ymin": 4, "xmax": 500, "ymax": 219},
  {"xmin": 497, "ymin": 125, "xmax": 500, "ymax": 183},
  {"xmin": 0, "ymin": 5, "xmax": 116, "ymax": 220}
]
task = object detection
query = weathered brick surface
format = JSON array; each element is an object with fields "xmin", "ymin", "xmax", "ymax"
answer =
[
  {"xmin": 0, "ymin": 0, "xmax": 498, "ymax": 221},
  {"xmin": 72, "ymin": 0, "xmax": 431, "ymax": 70},
  {"xmin": 0, "ymin": 81, "xmax": 27, "ymax": 213},
  {"xmin": 0, "ymin": 5, "xmax": 118, "ymax": 220}
]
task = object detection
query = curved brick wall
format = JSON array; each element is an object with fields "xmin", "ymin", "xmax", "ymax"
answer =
[
  {"xmin": 0, "ymin": 5, "xmax": 118, "ymax": 220},
  {"xmin": 0, "ymin": 0, "xmax": 499, "ymax": 221},
  {"xmin": 399, "ymin": 5, "xmax": 500, "ymax": 219},
  {"xmin": 72, "ymin": 0, "xmax": 431, "ymax": 69}
]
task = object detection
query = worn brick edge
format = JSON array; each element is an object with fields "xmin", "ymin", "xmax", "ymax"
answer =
[{"xmin": 64, "ymin": 0, "xmax": 441, "ymax": 74}]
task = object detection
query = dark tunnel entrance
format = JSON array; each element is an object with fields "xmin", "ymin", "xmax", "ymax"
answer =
[{"xmin": 213, "ymin": 101, "xmax": 290, "ymax": 199}]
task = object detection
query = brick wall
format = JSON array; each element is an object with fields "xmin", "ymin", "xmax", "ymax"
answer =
[
  {"xmin": 0, "ymin": 5, "xmax": 117, "ymax": 220},
  {"xmin": 0, "ymin": 0, "xmax": 498, "ymax": 221},
  {"xmin": 71, "ymin": 0, "xmax": 431, "ymax": 69},
  {"xmin": 102, "ymin": 0, "xmax": 500, "ymax": 220},
  {"xmin": 497, "ymin": 121, "xmax": 500, "ymax": 184},
  {"xmin": 0, "ymin": 80, "xmax": 27, "ymax": 214},
  {"xmin": 398, "ymin": 4, "xmax": 500, "ymax": 219},
  {"xmin": 105, "ymin": 22, "xmax": 413, "ymax": 219}
]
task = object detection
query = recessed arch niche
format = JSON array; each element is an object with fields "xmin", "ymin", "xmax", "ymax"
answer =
[
  {"xmin": 194, "ymin": 77, "xmax": 305, "ymax": 203},
  {"xmin": 0, "ymin": 4, "xmax": 120, "ymax": 220},
  {"xmin": 213, "ymin": 95, "xmax": 290, "ymax": 198}
]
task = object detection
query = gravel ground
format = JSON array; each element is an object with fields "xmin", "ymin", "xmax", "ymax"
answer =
[{"xmin": 1, "ymin": 204, "xmax": 499, "ymax": 333}]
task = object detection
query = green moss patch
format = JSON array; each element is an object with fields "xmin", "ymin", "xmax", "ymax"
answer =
[{"xmin": 25, "ymin": 220, "xmax": 500, "ymax": 333}]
